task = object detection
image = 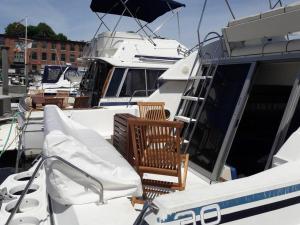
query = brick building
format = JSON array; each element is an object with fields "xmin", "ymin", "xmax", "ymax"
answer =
[{"xmin": 0, "ymin": 34, "xmax": 86, "ymax": 74}]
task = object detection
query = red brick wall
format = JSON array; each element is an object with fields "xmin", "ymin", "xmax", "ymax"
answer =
[{"xmin": 3, "ymin": 36, "xmax": 85, "ymax": 73}]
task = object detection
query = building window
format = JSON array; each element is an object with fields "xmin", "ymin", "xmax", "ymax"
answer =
[
  {"xmin": 79, "ymin": 45, "xmax": 84, "ymax": 52},
  {"xmin": 32, "ymin": 64, "xmax": 37, "ymax": 72},
  {"xmin": 14, "ymin": 52, "xmax": 24, "ymax": 63},
  {"xmin": 32, "ymin": 41, "xmax": 38, "ymax": 48},
  {"xmin": 51, "ymin": 53, "xmax": 56, "ymax": 61},
  {"xmin": 70, "ymin": 54, "xmax": 75, "ymax": 62},
  {"xmin": 42, "ymin": 52, "xmax": 47, "ymax": 61},
  {"xmin": 61, "ymin": 53, "xmax": 66, "ymax": 62},
  {"xmin": 51, "ymin": 43, "xmax": 56, "ymax": 49},
  {"xmin": 31, "ymin": 51, "xmax": 38, "ymax": 60},
  {"xmin": 42, "ymin": 41, "xmax": 47, "ymax": 49},
  {"xmin": 70, "ymin": 44, "xmax": 75, "ymax": 51},
  {"xmin": 61, "ymin": 43, "xmax": 65, "ymax": 51}
]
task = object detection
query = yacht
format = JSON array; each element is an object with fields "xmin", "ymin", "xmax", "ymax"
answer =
[
  {"xmin": 5, "ymin": 1, "xmax": 300, "ymax": 225},
  {"xmin": 29, "ymin": 65, "xmax": 82, "ymax": 96}
]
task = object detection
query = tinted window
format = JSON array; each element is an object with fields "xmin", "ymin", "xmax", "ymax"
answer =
[
  {"xmin": 120, "ymin": 69, "xmax": 146, "ymax": 97},
  {"xmin": 188, "ymin": 64, "xmax": 251, "ymax": 173},
  {"xmin": 106, "ymin": 68, "xmax": 125, "ymax": 97},
  {"xmin": 46, "ymin": 68, "xmax": 63, "ymax": 82},
  {"xmin": 146, "ymin": 70, "xmax": 165, "ymax": 95}
]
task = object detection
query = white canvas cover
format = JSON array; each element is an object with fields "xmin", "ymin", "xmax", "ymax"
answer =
[{"xmin": 43, "ymin": 105, "xmax": 142, "ymax": 205}]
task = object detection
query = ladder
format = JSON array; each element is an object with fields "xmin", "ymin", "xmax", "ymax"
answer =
[{"xmin": 174, "ymin": 60, "xmax": 218, "ymax": 152}]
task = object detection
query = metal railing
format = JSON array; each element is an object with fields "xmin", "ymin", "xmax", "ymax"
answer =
[
  {"xmin": 5, "ymin": 155, "xmax": 104, "ymax": 225},
  {"xmin": 126, "ymin": 89, "xmax": 156, "ymax": 108}
]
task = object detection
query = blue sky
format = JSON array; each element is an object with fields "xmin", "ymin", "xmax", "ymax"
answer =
[{"xmin": 0, "ymin": 0, "xmax": 297, "ymax": 48}]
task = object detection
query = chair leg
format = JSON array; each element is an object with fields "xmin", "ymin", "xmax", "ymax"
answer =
[{"xmin": 180, "ymin": 154, "xmax": 189, "ymax": 190}]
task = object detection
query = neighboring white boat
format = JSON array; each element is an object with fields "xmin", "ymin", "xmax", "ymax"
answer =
[{"xmin": 29, "ymin": 65, "xmax": 83, "ymax": 96}]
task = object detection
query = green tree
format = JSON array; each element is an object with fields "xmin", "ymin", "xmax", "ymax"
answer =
[
  {"xmin": 35, "ymin": 23, "xmax": 56, "ymax": 39},
  {"xmin": 27, "ymin": 25, "xmax": 38, "ymax": 37},
  {"xmin": 4, "ymin": 22, "xmax": 69, "ymax": 41},
  {"xmin": 5, "ymin": 22, "xmax": 25, "ymax": 37},
  {"xmin": 56, "ymin": 33, "xmax": 68, "ymax": 41}
]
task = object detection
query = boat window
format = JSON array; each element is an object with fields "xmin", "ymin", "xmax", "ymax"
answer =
[
  {"xmin": 227, "ymin": 85, "xmax": 291, "ymax": 176},
  {"xmin": 42, "ymin": 66, "xmax": 64, "ymax": 83},
  {"xmin": 188, "ymin": 64, "xmax": 251, "ymax": 175},
  {"xmin": 48, "ymin": 68, "xmax": 62, "ymax": 81},
  {"xmin": 105, "ymin": 68, "xmax": 126, "ymax": 97},
  {"xmin": 64, "ymin": 69, "xmax": 82, "ymax": 83},
  {"xmin": 146, "ymin": 69, "xmax": 165, "ymax": 95},
  {"xmin": 120, "ymin": 69, "xmax": 146, "ymax": 97}
]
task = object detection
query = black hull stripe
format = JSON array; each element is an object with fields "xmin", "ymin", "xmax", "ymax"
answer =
[{"xmin": 191, "ymin": 195, "xmax": 300, "ymax": 225}]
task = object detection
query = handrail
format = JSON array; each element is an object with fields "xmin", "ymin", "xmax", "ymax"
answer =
[
  {"xmin": 126, "ymin": 89, "xmax": 156, "ymax": 108},
  {"xmin": 5, "ymin": 155, "xmax": 104, "ymax": 225}
]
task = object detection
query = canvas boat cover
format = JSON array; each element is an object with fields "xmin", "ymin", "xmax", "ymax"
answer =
[
  {"xmin": 43, "ymin": 105, "xmax": 142, "ymax": 205},
  {"xmin": 90, "ymin": 0, "xmax": 185, "ymax": 23}
]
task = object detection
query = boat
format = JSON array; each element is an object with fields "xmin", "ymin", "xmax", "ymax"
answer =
[
  {"xmin": 10, "ymin": 0, "xmax": 189, "ymax": 162},
  {"xmin": 5, "ymin": 1, "xmax": 300, "ymax": 225},
  {"xmin": 28, "ymin": 65, "xmax": 83, "ymax": 96}
]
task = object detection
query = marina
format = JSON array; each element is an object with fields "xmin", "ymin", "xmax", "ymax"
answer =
[{"xmin": 2, "ymin": 0, "xmax": 300, "ymax": 225}]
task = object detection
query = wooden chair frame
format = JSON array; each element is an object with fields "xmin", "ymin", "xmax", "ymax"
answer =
[
  {"xmin": 137, "ymin": 102, "xmax": 167, "ymax": 120},
  {"xmin": 128, "ymin": 118, "xmax": 189, "ymax": 204}
]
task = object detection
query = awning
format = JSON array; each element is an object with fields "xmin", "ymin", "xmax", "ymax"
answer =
[{"xmin": 90, "ymin": 0, "xmax": 185, "ymax": 23}]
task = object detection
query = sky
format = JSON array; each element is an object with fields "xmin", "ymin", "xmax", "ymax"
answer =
[{"xmin": 0, "ymin": 0, "xmax": 297, "ymax": 48}]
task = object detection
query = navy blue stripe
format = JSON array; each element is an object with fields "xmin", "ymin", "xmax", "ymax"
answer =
[
  {"xmin": 99, "ymin": 102, "xmax": 137, "ymax": 106},
  {"xmin": 160, "ymin": 183, "xmax": 300, "ymax": 223},
  {"xmin": 189, "ymin": 195, "xmax": 300, "ymax": 225},
  {"xmin": 134, "ymin": 55, "xmax": 182, "ymax": 61}
]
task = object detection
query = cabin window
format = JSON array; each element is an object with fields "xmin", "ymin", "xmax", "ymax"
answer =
[
  {"xmin": 146, "ymin": 70, "xmax": 165, "ymax": 95},
  {"xmin": 188, "ymin": 64, "xmax": 251, "ymax": 175},
  {"xmin": 47, "ymin": 67, "xmax": 63, "ymax": 82},
  {"xmin": 105, "ymin": 68, "xmax": 126, "ymax": 97},
  {"xmin": 120, "ymin": 69, "xmax": 146, "ymax": 97},
  {"xmin": 118, "ymin": 69, "xmax": 165, "ymax": 97}
]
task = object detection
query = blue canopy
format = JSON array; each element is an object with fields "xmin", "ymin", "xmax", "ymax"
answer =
[{"xmin": 90, "ymin": 0, "xmax": 185, "ymax": 23}]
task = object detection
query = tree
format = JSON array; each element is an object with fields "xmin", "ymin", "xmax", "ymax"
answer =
[
  {"xmin": 56, "ymin": 33, "xmax": 68, "ymax": 41},
  {"xmin": 35, "ymin": 23, "xmax": 56, "ymax": 39},
  {"xmin": 4, "ymin": 22, "xmax": 69, "ymax": 41},
  {"xmin": 5, "ymin": 22, "xmax": 25, "ymax": 37},
  {"xmin": 27, "ymin": 25, "xmax": 38, "ymax": 38}
]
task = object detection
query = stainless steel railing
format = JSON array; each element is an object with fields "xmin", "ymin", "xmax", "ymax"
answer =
[{"xmin": 5, "ymin": 155, "xmax": 104, "ymax": 225}]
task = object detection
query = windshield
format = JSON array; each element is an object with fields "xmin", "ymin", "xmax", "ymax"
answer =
[
  {"xmin": 64, "ymin": 69, "xmax": 82, "ymax": 83},
  {"xmin": 42, "ymin": 66, "xmax": 65, "ymax": 83}
]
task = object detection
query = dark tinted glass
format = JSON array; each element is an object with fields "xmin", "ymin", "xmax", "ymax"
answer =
[
  {"xmin": 120, "ymin": 69, "xmax": 146, "ymax": 97},
  {"xmin": 188, "ymin": 64, "xmax": 251, "ymax": 173},
  {"xmin": 146, "ymin": 70, "xmax": 165, "ymax": 95},
  {"xmin": 106, "ymin": 68, "xmax": 125, "ymax": 97}
]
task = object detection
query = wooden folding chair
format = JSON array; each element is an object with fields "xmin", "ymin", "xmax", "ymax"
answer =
[
  {"xmin": 137, "ymin": 102, "xmax": 167, "ymax": 120},
  {"xmin": 128, "ymin": 118, "xmax": 189, "ymax": 205}
]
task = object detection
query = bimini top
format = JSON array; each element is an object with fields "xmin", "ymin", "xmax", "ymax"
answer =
[{"xmin": 90, "ymin": 0, "xmax": 185, "ymax": 23}]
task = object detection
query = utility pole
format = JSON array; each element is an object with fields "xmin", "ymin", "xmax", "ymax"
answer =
[
  {"xmin": 24, "ymin": 17, "xmax": 28, "ymax": 89},
  {"xmin": 1, "ymin": 47, "xmax": 9, "ymax": 95}
]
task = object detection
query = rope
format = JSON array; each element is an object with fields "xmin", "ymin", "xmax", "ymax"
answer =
[
  {"xmin": 0, "ymin": 112, "xmax": 19, "ymax": 159},
  {"xmin": 0, "ymin": 109, "xmax": 32, "ymax": 159}
]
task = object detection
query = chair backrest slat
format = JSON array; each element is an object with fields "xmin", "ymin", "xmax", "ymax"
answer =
[{"xmin": 137, "ymin": 102, "xmax": 166, "ymax": 120}]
